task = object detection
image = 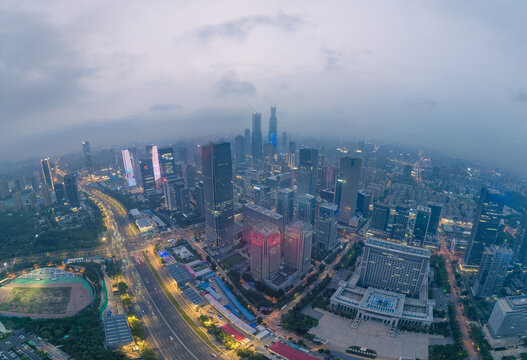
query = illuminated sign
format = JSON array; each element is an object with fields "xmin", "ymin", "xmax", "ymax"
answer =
[
  {"xmin": 122, "ymin": 149, "xmax": 137, "ymax": 187},
  {"xmin": 152, "ymin": 145, "xmax": 161, "ymax": 181}
]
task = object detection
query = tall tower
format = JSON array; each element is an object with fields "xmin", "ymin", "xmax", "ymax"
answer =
[
  {"xmin": 268, "ymin": 106, "xmax": 277, "ymax": 147},
  {"xmin": 158, "ymin": 147, "xmax": 176, "ymax": 177},
  {"xmin": 316, "ymin": 202, "xmax": 339, "ymax": 250},
  {"xmin": 234, "ymin": 135, "xmax": 245, "ymax": 168},
  {"xmin": 82, "ymin": 141, "xmax": 93, "ymax": 172},
  {"xmin": 336, "ymin": 157, "xmax": 362, "ymax": 225},
  {"xmin": 249, "ymin": 223, "xmax": 281, "ymax": 282},
  {"xmin": 244, "ymin": 128, "xmax": 251, "ymax": 156},
  {"xmin": 201, "ymin": 142, "xmax": 235, "ymax": 247},
  {"xmin": 140, "ymin": 158, "xmax": 156, "ymax": 195},
  {"xmin": 276, "ymin": 189, "xmax": 295, "ymax": 225},
  {"xmin": 251, "ymin": 113, "xmax": 263, "ymax": 161},
  {"xmin": 296, "ymin": 148, "xmax": 319, "ymax": 196},
  {"xmin": 472, "ymin": 245, "xmax": 513, "ymax": 297},
  {"xmin": 427, "ymin": 202, "xmax": 442, "ymax": 236},
  {"xmin": 284, "ymin": 221, "xmax": 313, "ymax": 274},
  {"xmin": 40, "ymin": 158, "xmax": 54, "ymax": 191},
  {"xmin": 63, "ymin": 173, "xmax": 80, "ymax": 207},
  {"xmin": 412, "ymin": 205, "xmax": 431, "ymax": 246},
  {"xmin": 297, "ymin": 194, "xmax": 316, "ymax": 226},
  {"xmin": 464, "ymin": 187, "xmax": 504, "ymax": 267}
]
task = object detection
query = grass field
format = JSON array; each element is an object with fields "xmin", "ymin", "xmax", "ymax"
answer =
[{"xmin": 0, "ymin": 287, "xmax": 72, "ymax": 314}]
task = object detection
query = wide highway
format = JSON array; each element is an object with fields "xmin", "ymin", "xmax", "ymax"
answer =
[{"xmin": 88, "ymin": 188, "xmax": 222, "ymax": 360}]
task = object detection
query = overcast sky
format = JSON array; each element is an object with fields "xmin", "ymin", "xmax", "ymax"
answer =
[{"xmin": 1, "ymin": 1, "xmax": 527, "ymax": 173}]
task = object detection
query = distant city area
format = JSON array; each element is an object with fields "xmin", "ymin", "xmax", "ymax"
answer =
[{"xmin": 1, "ymin": 105, "xmax": 527, "ymax": 360}]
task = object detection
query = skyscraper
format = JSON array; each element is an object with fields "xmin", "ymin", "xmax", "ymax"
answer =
[
  {"xmin": 297, "ymin": 194, "xmax": 316, "ymax": 226},
  {"xmin": 54, "ymin": 181, "xmax": 65, "ymax": 205},
  {"xmin": 487, "ymin": 296, "xmax": 527, "ymax": 340},
  {"xmin": 392, "ymin": 206, "xmax": 410, "ymax": 241},
  {"xmin": 284, "ymin": 222, "xmax": 313, "ymax": 274},
  {"xmin": 251, "ymin": 113, "xmax": 263, "ymax": 161},
  {"xmin": 268, "ymin": 106, "xmax": 277, "ymax": 147},
  {"xmin": 296, "ymin": 148, "xmax": 319, "ymax": 196},
  {"xmin": 158, "ymin": 147, "xmax": 176, "ymax": 177},
  {"xmin": 276, "ymin": 188, "xmax": 295, "ymax": 225},
  {"xmin": 412, "ymin": 205, "xmax": 431, "ymax": 246},
  {"xmin": 250, "ymin": 223, "xmax": 281, "ymax": 282},
  {"xmin": 234, "ymin": 135, "xmax": 245, "ymax": 168},
  {"xmin": 201, "ymin": 142, "xmax": 235, "ymax": 247},
  {"xmin": 41, "ymin": 185, "xmax": 52, "ymax": 207},
  {"xmin": 40, "ymin": 158, "xmax": 54, "ymax": 191},
  {"xmin": 356, "ymin": 190, "xmax": 371, "ymax": 216},
  {"xmin": 427, "ymin": 202, "xmax": 442, "ymax": 236},
  {"xmin": 336, "ymin": 157, "xmax": 362, "ymax": 224},
  {"xmin": 281, "ymin": 131, "xmax": 288, "ymax": 151},
  {"xmin": 316, "ymin": 202, "xmax": 339, "ymax": 250},
  {"xmin": 82, "ymin": 141, "xmax": 93, "ymax": 172},
  {"xmin": 370, "ymin": 203, "xmax": 390, "ymax": 231},
  {"xmin": 122, "ymin": 149, "xmax": 142, "ymax": 188},
  {"xmin": 244, "ymin": 128, "xmax": 251, "ymax": 156},
  {"xmin": 162, "ymin": 176, "xmax": 186, "ymax": 211},
  {"xmin": 140, "ymin": 158, "xmax": 156, "ymax": 195},
  {"xmin": 243, "ymin": 203, "xmax": 284, "ymax": 247},
  {"xmin": 464, "ymin": 187, "xmax": 505, "ymax": 267},
  {"xmin": 12, "ymin": 191, "xmax": 23, "ymax": 212},
  {"xmin": 472, "ymin": 245, "xmax": 513, "ymax": 297},
  {"xmin": 63, "ymin": 173, "xmax": 80, "ymax": 207}
]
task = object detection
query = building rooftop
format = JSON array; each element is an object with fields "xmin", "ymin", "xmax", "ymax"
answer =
[
  {"xmin": 366, "ymin": 238, "xmax": 430, "ymax": 258},
  {"xmin": 244, "ymin": 203, "xmax": 283, "ymax": 220}
]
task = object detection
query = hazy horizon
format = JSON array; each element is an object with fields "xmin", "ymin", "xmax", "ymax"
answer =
[{"xmin": 2, "ymin": 1, "xmax": 527, "ymax": 175}]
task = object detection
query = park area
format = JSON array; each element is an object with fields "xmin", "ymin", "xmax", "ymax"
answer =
[{"xmin": 0, "ymin": 287, "xmax": 72, "ymax": 314}]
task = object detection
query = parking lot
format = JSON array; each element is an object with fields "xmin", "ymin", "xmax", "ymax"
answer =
[{"xmin": 0, "ymin": 332, "xmax": 42, "ymax": 360}]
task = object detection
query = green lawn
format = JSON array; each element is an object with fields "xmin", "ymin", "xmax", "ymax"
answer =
[
  {"xmin": 221, "ymin": 253, "xmax": 246, "ymax": 268},
  {"xmin": 0, "ymin": 287, "xmax": 72, "ymax": 314}
]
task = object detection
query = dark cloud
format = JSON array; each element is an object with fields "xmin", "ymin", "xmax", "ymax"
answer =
[
  {"xmin": 214, "ymin": 72, "xmax": 255, "ymax": 97},
  {"xmin": 512, "ymin": 89, "xmax": 527, "ymax": 103},
  {"xmin": 0, "ymin": 10, "xmax": 91, "ymax": 121},
  {"xmin": 197, "ymin": 13, "xmax": 305, "ymax": 40},
  {"xmin": 149, "ymin": 103, "xmax": 183, "ymax": 111}
]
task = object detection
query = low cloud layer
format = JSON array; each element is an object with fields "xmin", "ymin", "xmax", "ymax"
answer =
[{"xmin": 1, "ymin": 1, "xmax": 527, "ymax": 175}]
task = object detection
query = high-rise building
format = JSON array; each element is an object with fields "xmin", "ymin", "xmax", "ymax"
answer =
[
  {"xmin": 284, "ymin": 222, "xmax": 313, "ymax": 274},
  {"xmin": 40, "ymin": 158, "xmax": 54, "ymax": 191},
  {"xmin": 194, "ymin": 181, "xmax": 204, "ymax": 217},
  {"xmin": 321, "ymin": 166, "xmax": 338, "ymax": 191},
  {"xmin": 140, "ymin": 158, "xmax": 156, "ymax": 195},
  {"xmin": 487, "ymin": 296, "xmax": 527, "ymax": 339},
  {"xmin": 234, "ymin": 135, "xmax": 245, "ymax": 168},
  {"xmin": 29, "ymin": 191, "xmax": 38, "ymax": 212},
  {"xmin": 276, "ymin": 189, "xmax": 295, "ymax": 225},
  {"xmin": 174, "ymin": 146, "xmax": 188, "ymax": 163},
  {"xmin": 0, "ymin": 180, "xmax": 9, "ymax": 199},
  {"xmin": 296, "ymin": 148, "xmax": 319, "ymax": 196},
  {"xmin": 162, "ymin": 176, "xmax": 186, "ymax": 211},
  {"xmin": 316, "ymin": 202, "xmax": 339, "ymax": 250},
  {"xmin": 158, "ymin": 147, "xmax": 176, "ymax": 177},
  {"xmin": 243, "ymin": 203, "xmax": 284, "ymax": 246},
  {"xmin": 30, "ymin": 176, "xmax": 38, "ymax": 192},
  {"xmin": 54, "ymin": 182, "xmax": 65, "ymax": 205},
  {"xmin": 464, "ymin": 187, "xmax": 505, "ymax": 267},
  {"xmin": 244, "ymin": 128, "xmax": 251, "ymax": 156},
  {"xmin": 472, "ymin": 245, "xmax": 513, "ymax": 297},
  {"xmin": 412, "ymin": 206, "xmax": 431, "ymax": 246},
  {"xmin": 149, "ymin": 145, "xmax": 161, "ymax": 182},
  {"xmin": 281, "ymin": 132, "xmax": 288, "ymax": 151},
  {"xmin": 392, "ymin": 206, "xmax": 410, "ymax": 241},
  {"xmin": 358, "ymin": 238, "xmax": 430, "ymax": 298},
  {"xmin": 427, "ymin": 202, "xmax": 442, "ymax": 236},
  {"xmin": 297, "ymin": 194, "xmax": 316, "ymax": 226},
  {"xmin": 41, "ymin": 185, "xmax": 52, "ymax": 207},
  {"xmin": 268, "ymin": 106, "xmax": 277, "ymax": 147},
  {"xmin": 370, "ymin": 203, "xmax": 390, "ymax": 232},
  {"xmin": 12, "ymin": 191, "xmax": 23, "ymax": 212},
  {"xmin": 251, "ymin": 113, "xmax": 263, "ymax": 161},
  {"xmin": 122, "ymin": 149, "xmax": 142, "ymax": 188},
  {"xmin": 201, "ymin": 142, "xmax": 235, "ymax": 247},
  {"xmin": 249, "ymin": 223, "xmax": 281, "ymax": 282},
  {"xmin": 336, "ymin": 157, "xmax": 362, "ymax": 224},
  {"xmin": 82, "ymin": 141, "xmax": 93, "ymax": 172},
  {"xmin": 63, "ymin": 173, "xmax": 80, "ymax": 207},
  {"xmin": 356, "ymin": 190, "xmax": 371, "ymax": 216}
]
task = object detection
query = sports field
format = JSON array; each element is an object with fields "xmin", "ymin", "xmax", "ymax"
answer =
[{"xmin": 0, "ymin": 287, "xmax": 72, "ymax": 314}]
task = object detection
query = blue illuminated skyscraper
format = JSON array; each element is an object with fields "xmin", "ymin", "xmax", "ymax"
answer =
[{"xmin": 268, "ymin": 106, "xmax": 277, "ymax": 147}]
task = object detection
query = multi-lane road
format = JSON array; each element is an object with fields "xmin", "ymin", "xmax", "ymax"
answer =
[{"xmin": 88, "ymin": 188, "xmax": 222, "ymax": 360}]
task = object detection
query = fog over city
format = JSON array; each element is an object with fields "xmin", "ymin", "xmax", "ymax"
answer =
[{"xmin": 2, "ymin": 1, "xmax": 527, "ymax": 173}]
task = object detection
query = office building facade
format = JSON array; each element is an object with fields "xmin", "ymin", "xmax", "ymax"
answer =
[
  {"xmin": 472, "ymin": 245, "xmax": 513, "ymax": 297},
  {"xmin": 251, "ymin": 113, "xmax": 263, "ymax": 161},
  {"xmin": 412, "ymin": 206, "xmax": 431, "ymax": 246},
  {"xmin": 276, "ymin": 188, "xmax": 295, "ymax": 225},
  {"xmin": 370, "ymin": 203, "xmax": 391, "ymax": 232},
  {"xmin": 464, "ymin": 187, "xmax": 505, "ymax": 266},
  {"xmin": 82, "ymin": 141, "xmax": 93, "ymax": 172},
  {"xmin": 296, "ymin": 149, "xmax": 319, "ymax": 196},
  {"xmin": 201, "ymin": 142, "xmax": 235, "ymax": 247},
  {"xmin": 249, "ymin": 223, "xmax": 281, "ymax": 282},
  {"xmin": 316, "ymin": 202, "xmax": 339, "ymax": 250},
  {"xmin": 284, "ymin": 221, "xmax": 313, "ymax": 274},
  {"xmin": 337, "ymin": 157, "xmax": 362, "ymax": 224},
  {"xmin": 63, "ymin": 173, "xmax": 80, "ymax": 207},
  {"xmin": 297, "ymin": 194, "xmax": 316, "ymax": 226}
]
